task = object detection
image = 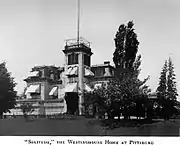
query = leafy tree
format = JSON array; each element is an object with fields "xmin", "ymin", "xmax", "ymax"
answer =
[
  {"xmin": 113, "ymin": 21, "xmax": 139, "ymax": 68},
  {"xmin": 85, "ymin": 21, "xmax": 150, "ymax": 122},
  {"xmin": 84, "ymin": 83, "xmax": 108, "ymax": 118},
  {"xmin": 20, "ymin": 103, "xmax": 34, "ymax": 120},
  {"xmin": 106, "ymin": 55, "xmax": 150, "ymax": 120},
  {"xmin": 0, "ymin": 62, "xmax": 17, "ymax": 117},
  {"xmin": 111, "ymin": 21, "xmax": 149, "ymax": 120},
  {"xmin": 85, "ymin": 56, "xmax": 150, "ymax": 120}
]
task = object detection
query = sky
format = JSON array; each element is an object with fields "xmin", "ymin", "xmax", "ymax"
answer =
[{"xmin": 0, "ymin": 0, "xmax": 180, "ymax": 100}]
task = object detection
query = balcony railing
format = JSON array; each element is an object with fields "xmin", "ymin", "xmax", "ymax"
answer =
[{"xmin": 65, "ymin": 37, "xmax": 91, "ymax": 49}]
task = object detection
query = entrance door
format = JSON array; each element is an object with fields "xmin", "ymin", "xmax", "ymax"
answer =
[{"xmin": 65, "ymin": 92, "xmax": 79, "ymax": 115}]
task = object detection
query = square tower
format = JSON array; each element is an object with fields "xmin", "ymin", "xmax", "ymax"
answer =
[{"xmin": 62, "ymin": 37, "xmax": 93, "ymax": 115}]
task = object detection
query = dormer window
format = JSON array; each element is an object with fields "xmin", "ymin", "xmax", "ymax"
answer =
[
  {"xmin": 49, "ymin": 86, "xmax": 58, "ymax": 99},
  {"xmin": 28, "ymin": 71, "xmax": 39, "ymax": 78},
  {"xmin": 65, "ymin": 66, "xmax": 78, "ymax": 76},
  {"xmin": 25, "ymin": 84, "xmax": 41, "ymax": 99},
  {"xmin": 104, "ymin": 67, "xmax": 112, "ymax": 77}
]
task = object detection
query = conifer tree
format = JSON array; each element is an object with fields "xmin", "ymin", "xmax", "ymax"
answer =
[
  {"xmin": 156, "ymin": 60, "xmax": 168, "ymax": 100},
  {"xmin": 156, "ymin": 58, "xmax": 178, "ymax": 120},
  {"xmin": 167, "ymin": 57, "xmax": 178, "ymax": 101}
]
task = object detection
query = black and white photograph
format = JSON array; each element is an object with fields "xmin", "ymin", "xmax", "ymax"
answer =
[{"xmin": 0, "ymin": 0, "xmax": 180, "ymax": 140}]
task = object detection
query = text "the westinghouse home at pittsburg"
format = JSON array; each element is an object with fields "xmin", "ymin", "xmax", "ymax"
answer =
[{"xmin": 24, "ymin": 139, "xmax": 154, "ymax": 145}]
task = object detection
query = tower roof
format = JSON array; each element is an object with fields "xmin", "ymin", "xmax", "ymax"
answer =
[{"xmin": 63, "ymin": 37, "xmax": 93, "ymax": 55}]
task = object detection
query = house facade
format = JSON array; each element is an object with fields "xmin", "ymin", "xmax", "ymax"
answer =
[{"xmin": 5, "ymin": 37, "xmax": 115, "ymax": 116}]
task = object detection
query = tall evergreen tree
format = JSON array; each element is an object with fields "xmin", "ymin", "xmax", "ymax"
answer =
[
  {"xmin": 156, "ymin": 58, "xmax": 179, "ymax": 120},
  {"xmin": 167, "ymin": 57, "xmax": 178, "ymax": 101},
  {"xmin": 0, "ymin": 62, "xmax": 17, "ymax": 116},
  {"xmin": 156, "ymin": 60, "xmax": 168, "ymax": 100}
]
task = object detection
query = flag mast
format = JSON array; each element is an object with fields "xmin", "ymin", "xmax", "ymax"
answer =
[{"xmin": 77, "ymin": 0, "xmax": 80, "ymax": 45}]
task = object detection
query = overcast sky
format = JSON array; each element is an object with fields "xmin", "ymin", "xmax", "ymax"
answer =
[{"xmin": 0, "ymin": 0, "xmax": 180, "ymax": 100}]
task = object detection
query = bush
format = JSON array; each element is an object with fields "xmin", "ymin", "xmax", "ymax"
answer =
[
  {"xmin": 48, "ymin": 113, "xmax": 75, "ymax": 120},
  {"xmin": 20, "ymin": 103, "xmax": 34, "ymax": 118}
]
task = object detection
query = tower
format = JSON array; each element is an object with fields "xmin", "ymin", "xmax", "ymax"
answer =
[
  {"xmin": 62, "ymin": 0, "xmax": 93, "ymax": 115},
  {"xmin": 63, "ymin": 38, "xmax": 93, "ymax": 115}
]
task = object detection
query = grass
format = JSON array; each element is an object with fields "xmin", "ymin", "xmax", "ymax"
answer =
[{"xmin": 0, "ymin": 116, "xmax": 180, "ymax": 136}]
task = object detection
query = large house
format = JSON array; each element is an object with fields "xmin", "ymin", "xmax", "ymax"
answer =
[{"xmin": 6, "ymin": 37, "xmax": 115, "ymax": 116}]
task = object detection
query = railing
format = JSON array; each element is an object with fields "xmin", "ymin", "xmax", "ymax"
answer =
[{"xmin": 65, "ymin": 37, "xmax": 91, "ymax": 48}]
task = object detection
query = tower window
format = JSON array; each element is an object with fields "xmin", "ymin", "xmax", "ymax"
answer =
[
  {"xmin": 68, "ymin": 53, "xmax": 79, "ymax": 65},
  {"xmin": 84, "ymin": 54, "xmax": 90, "ymax": 66}
]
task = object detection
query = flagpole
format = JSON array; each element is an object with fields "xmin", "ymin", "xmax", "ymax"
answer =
[{"xmin": 77, "ymin": 0, "xmax": 80, "ymax": 45}]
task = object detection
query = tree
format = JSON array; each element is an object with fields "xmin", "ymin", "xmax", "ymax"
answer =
[
  {"xmin": 167, "ymin": 57, "xmax": 178, "ymax": 101},
  {"xmin": 84, "ymin": 21, "xmax": 150, "ymax": 123},
  {"xmin": 84, "ymin": 83, "xmax": 109, "ymax": 119},
  {"xmin": 20, "ymin": 103, "xmax": 34, "ymax": 120},
  {"xmin": 156, "ymin": 60, "xmax": 168, "ymax": 100},
  {"xmin": 166, "ymin": 58, "xmax": 178, "ymax": 119},
  {"xmin": 156, "ymin": 60, "xmax": 168, "ymax": 120},
  {"xmin": 107, "ymin": 55, "xmax": 150, "ymax": 120},
  {"xmin": 113, "ymin": 21, "xmax": 139, "ymax": 69},
  {"xmin": 84, "ymin": 55, "xmax": 150, "ymax": 120},
  {"xmin": 0, "ymin": 62, "xmax": 17, "ymax": 117},
  {"xmin": 112, "ymin": 21, "xmax": 149, "ymax": 120},
  {"xmin": 156, "ymin": 58, "xmax": 178, "ymax": 120}
]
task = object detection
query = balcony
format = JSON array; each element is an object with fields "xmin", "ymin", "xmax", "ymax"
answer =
[{"xmin": 64, "ymin": 37, "xmax": 91, "ymax": 50}]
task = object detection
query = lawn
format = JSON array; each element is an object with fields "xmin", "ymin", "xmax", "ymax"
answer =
[{"xmin": 0, "ymin": 116, "xmax": 180, "ymax": 136}]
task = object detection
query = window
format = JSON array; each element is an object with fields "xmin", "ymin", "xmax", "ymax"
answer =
[
  {"xmin": 30, "ymin": 92, "xmax": 41, "ymax": 99},
  {"xmin": 84, "ymin": 54, "xmax": 90, "ymax": 66},
  {"xmin": 68, "ymin": 53, "xmax": 79, "ymax": 65},
  {"xmin": 30, "ymin": 89, "xmax": 41, "ymax": 99},
  {"xmin": 69, "ymin": 77, "xmax": 78, "ymax": 83},
  {"xmin": 75, "ymin": 53, "xmax": 79, "ymax": 64},
  {"xmin": 57, "ymin": 71, "xmax": 61, "ymax": 80},
  {"xmin": 68, "ymin": 55, "xmax": 71, "ymax": 65},
  {"xmin": 95, "ymin": 68, "xmax": 104, "ymax": 77},
  {"xmin": 49, "ymin": 86, "xmax": 58, "ymax": 99}
]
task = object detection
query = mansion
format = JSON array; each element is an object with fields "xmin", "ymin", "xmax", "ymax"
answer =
[{"xmin": 6, "ymin": 37, "xmax": 115, "ymax": 116}]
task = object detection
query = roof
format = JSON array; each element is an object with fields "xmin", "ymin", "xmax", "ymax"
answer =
[
  {"xmin": 65, "ymin": 37, "xmax": 91, "ymax": 48},
  {"xmin": 149, "ymin": 92, "xmax": 157, "ymax": 96},
  {"xmin": 91, "ymin": 64, "xmax": 115, "ymax": 68},
  {"xmin": 31, "ymin": 65, "xmax": 64, "ymax": 72},
  {"xmin": 32, "ymin": 65, "xmax": 60, "ymax": 69}
]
